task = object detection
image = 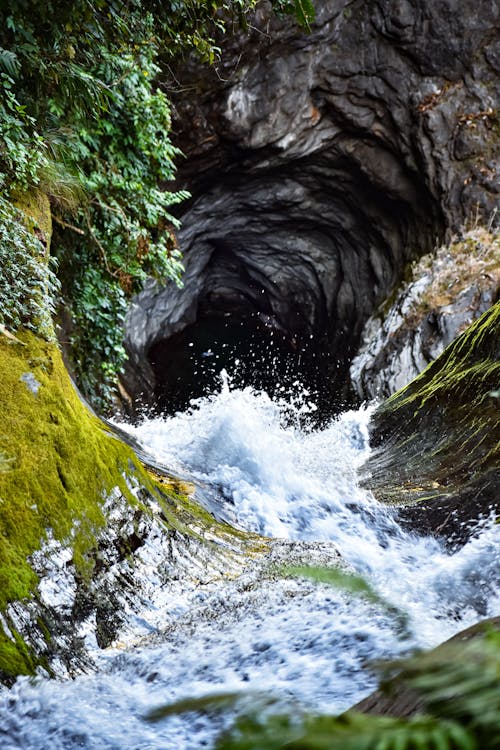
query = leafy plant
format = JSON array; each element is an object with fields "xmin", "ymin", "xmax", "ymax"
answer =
[
  {"xmin": 0, "ymin": 72, "xmax": 47, "ymax": 193},
  {"xmin": 54, "ymin": 42, "xmax": 189, "ymax": 408},
  {"xmin": 0, "ymin": 0, "xmax": 316, "ymax": 410},
  {"xmin": 217, "ymin": 711, "xmax": 475, "ymax": 750},
  {"xmin": 0, "ymin": 197, "xmax": 59, "ymax": 340}
]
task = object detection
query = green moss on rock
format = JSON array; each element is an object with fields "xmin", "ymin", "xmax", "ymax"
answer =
[
  {"xmin": 0, "ymin": 329, "xmax": 270, "ymax": 682},
  {"xmin": 12, "ymin": 190, "xmax": 53, "ymax": 252},
  {"xmin": 364, "ymin": 302, "xmax": 500, "ymax": 542},
  {"xmin": 0, "ymin": 331, "xmax": 150, "ymax": 675}
]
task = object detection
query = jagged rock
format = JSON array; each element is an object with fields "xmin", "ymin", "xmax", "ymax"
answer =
[
  {"xmin": 350, "ymin": 228, "xmax": 500, "ymax": 400},
  {"xmin": 124, "ymin": 0, "xmax": 500, "ymax": 416}
]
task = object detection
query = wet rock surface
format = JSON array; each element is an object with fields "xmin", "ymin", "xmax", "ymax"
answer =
[
  {"xmin": 124, "ymin": 0, "xmax": 500, "ymax": 415},
  {"xmin": 363, "ymin": 302, "xmax": 500, "ymax": 545},
  {"xmin": 3, "ymin": 478, "xmax": 276, "ymax": 684}
]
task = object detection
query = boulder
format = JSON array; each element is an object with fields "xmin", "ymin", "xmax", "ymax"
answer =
[
  {"xmin": 351, "ymin": 227, "xmax": 500, "ymax": 400},
  {"xmin": 363, "ymin": 301, "xmax": 500, "ymax": 544},
  {"xmin": 0, "ymin": 329, "xmax": 263, "ymax": 684}
]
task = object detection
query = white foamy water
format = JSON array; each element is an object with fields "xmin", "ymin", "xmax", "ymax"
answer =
[{"xmin": 1, "ymin": 375, "xmax": 499, "ymax": 749}]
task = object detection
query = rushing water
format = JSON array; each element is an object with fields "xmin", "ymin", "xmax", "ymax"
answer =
[{"xmin": 1, "ymin": 373, "xmax": 499, "ymax": 749}]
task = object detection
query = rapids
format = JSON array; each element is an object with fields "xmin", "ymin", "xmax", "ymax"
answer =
[{"xmin": 1, "ymin": 373, "xmax": 499, "ymax": 749}]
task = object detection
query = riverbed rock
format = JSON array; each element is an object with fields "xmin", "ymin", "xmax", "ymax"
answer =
[
  {"xmin": 123, "ymin": 0, "xmax": 500, "ymax": 415},
  {"xmin": 352, "ymin": 616, "xmax": 500, "ymax": 719},
  {"xmin": 363, "ymin": 301, "xmax": 500, "ymax": 544}
]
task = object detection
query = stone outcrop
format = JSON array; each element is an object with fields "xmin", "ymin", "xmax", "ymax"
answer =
[
  {"xmin": 362, "ymin": 301, "xmax": 500, "ymax": 545},
  {"xmin": 124, "ymin": 0, "xmax": 500, "ymax": 416},
  {"xmin": 350, "ymin": 227, "xmax": 500, "ymax": 400}
]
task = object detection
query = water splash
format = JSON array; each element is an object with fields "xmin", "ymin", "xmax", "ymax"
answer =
[
  {"xmin": 1, "ymin": 375, "xmax": 498, "ymax": 749},
  {"xmin": 119, "ymin": 375, "xmax": 499, "ymax": 638}
]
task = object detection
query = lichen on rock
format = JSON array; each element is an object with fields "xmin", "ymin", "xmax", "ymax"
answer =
[{"xmin": 351, "ymin": 227, "xmax": 500, "ymax": 400}]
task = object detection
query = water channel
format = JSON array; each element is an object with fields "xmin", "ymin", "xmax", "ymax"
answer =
[{"xmin": 1, "ymin": 372, "xmax": 499, "ymax": 749}]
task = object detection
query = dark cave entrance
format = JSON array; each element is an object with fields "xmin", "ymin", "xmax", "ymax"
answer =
[
  {"xmin": 148, "ymin": 310, "xmax": 337, "ymax": 419},
  {"xmin": 124, "ymin": 152, "xmax": 444, "ymax": 421}
]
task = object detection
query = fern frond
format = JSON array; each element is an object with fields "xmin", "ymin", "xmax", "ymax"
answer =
[
  {"xmin": 0, "ymin": 48, "xmax": 20, "ymax": 77},
  {"xmin": 217, "ymin": 711, "xmax": 475, "ymax": 750}
]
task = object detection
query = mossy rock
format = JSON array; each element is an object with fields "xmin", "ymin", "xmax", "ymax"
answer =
[
  {"xmin": 0, "ymin": 331, "xmax": 264, "ymax": 684},
  {"xmin": 363, "ymin": 301, "xmax": 500, "ymax": 543},
  {"xmin": 0, "ymin": 190, "xmax": 268, "ymax": 684},
  {"xmin": 11, "ymin": 189, "xmax": 52, "ymax": 252}
]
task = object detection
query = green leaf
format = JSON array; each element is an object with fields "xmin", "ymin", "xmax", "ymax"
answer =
[
  {"xmin": 146, "ymin": 691, "xmax": 261, "ymax": 722},
  {"xmin": 285, "ymin": 566, "xmax": 411, "ymax": 638},
  {"xmin": 0, "ymin": 48, "xmax": 20, "ymax": 77},
  {"xmin": 293, "ymin": 0, "xmax": 315, "ymax": 30}
]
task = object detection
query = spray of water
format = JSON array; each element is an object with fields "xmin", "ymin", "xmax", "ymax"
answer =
[
  {"xmin": 1, "ymin": 373, "xmax": 498, "ymax": 749},
  {"xmin": 120, "ymin": 371, "xmax": 499, "ymax": 636}
]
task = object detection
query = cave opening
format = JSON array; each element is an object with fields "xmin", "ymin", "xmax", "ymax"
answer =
[
  {"xmin": 148, "ymin": 306, "xmax": 336, "ymax": 420},
  {"xmin": 124, "ymin": 153, "xmax": 444, "ymax": 422}
]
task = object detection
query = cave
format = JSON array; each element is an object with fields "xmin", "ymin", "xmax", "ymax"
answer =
[
  {"xmin": 124, "ymin": 151, "xmax": 442, "ymax": 418},
  {"xmin": 122, "ymin": 0, "xmax": 499, "ymax": 418},
  {"xmin": 147, "ymin": 237, "xmax": 336, "ymax": 416}
]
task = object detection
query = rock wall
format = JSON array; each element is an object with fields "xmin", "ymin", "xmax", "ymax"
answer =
[
  {"xmin": 363, "ymin": 301, "xmax": 500, "ymax": 544},
  {"xmin": 124, "ymin": 0, "xmax": 500, "ymax": 414},
  {"xmin": 350, "ymin": 227, "xmax": 500, "ymax": 400}
]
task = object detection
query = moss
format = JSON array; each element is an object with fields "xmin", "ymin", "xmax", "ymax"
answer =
[
  {"xmin": 382, "ymin": 302, "xmax": 500, "ymax": 416},
  {"xmin": 0, "ymin": 331, "xmax": 144, "ymax": 602},
  {"xmin": 0, "ymin": 627, "xmax": 39, "ymax": 684},
  {"xmin": 365, "ymin": 302, "xmax": 500, "ymax": 541},
  {"xmin": 0, "ymin": 330, "xmax": 270, "ymax": 680},
  {"xmin": 12, "ymin": 190, "xmax": 53, "ymax": 252},
  {"xmin": 149, "ymin": 469, "xmax": 268, "ymax": 555},
  {"xmin": 0, "ymin": 331, "xmax": 179, "ymax": 678}
]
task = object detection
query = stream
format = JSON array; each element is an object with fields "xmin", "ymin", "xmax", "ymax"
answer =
[{"xmin": 1, "ymin": 373, "xmax": 499, "ymax": 749}]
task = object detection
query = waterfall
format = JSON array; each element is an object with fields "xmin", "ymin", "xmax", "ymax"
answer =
[{"xmin": 1, "ymin": 374, "xmax": 498, "ymax": 749}]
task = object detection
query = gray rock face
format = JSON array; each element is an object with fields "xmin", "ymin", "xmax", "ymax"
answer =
[
  {"xmin": 124, "ymin": 0, "xmax": 500, "ymax": 414},
  {"xmin": 350, "ymin": 229, "xmax": 500, "ymax": 400}
]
